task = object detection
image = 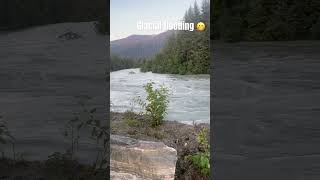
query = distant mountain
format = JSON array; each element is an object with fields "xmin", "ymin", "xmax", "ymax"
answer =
[{"xmin": 110, "ymin": 31, "xmax": 173, "ymax": 60}]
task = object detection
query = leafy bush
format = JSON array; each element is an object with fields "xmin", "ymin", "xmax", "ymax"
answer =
[
  {"xmin": 197, "ymin": 128, "xmax": 209, "ymax": 151},
  {"xmin": 122, "ymin": 111, "xmax": 142, "ymax": 127},
  {"xmin": 136, "ymin": 82, "xmax": 170, "ymax": 127},
  {"xmin": 186, "ymin": 151, "xmax": 210, "ymax": 177},
  {"xmin": 186, "ymin": 128, "xmax": 210, "ymax": 178},
  {"xmin": 65, "ymin": 102, "xmax": 108, "ymax": 170},
  {"xmin": 123, "ymin": 113, "xmax": 142, "ymax": 127}
]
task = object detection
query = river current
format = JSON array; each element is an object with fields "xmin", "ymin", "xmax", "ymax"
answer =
[{"xmin": 111, "ymin": 68, "xmax": 210, "ymax": 124}]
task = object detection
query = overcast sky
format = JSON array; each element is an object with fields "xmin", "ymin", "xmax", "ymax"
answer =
[{"xmin": 110, "ymin": 0, "xmax": 204, "ymax": 41}]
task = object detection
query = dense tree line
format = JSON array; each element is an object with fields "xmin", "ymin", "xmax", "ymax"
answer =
[
  {"xmin": 141, "ymin": 0, "xmax": 210, "ymax": 75},
  {"xmin": 212, "ymin": 0, "xmax": 320, "ymax": 41},
  {"xmin": 111, "ymin": 54, "xmax": 142, "ymax": 72},
  {"xmin": 0, "ymin": 0, "xmax": 108, "ymax": 34}
]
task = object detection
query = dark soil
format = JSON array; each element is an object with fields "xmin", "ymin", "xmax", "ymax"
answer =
[
  {"xmin": 0, "ymin": 156, "xmax": 106, "ymax": 180},
  {"xmin": 110, "ymin": 111, "xmax": 210, "ymax": 180}
]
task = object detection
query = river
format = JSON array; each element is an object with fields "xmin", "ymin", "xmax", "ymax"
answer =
[
  {"xmin": 111, "ymin": 68, "xmax": 210, "ymax": 124},
  {"xmin": 0, "ymin": 22, "xmax": 107, "ymax": 163}
]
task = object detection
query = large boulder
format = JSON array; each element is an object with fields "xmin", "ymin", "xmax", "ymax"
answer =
[{"xmin": 110, "ymin": 135, "xmax": 177, "ymax": 180}]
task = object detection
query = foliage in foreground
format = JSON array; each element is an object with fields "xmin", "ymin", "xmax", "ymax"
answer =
[
  {"xmin": 135, "ymin": 82, "xmax": 170, "ymax": 127},
  {"xmin": 186, "ymin": 128, "xmax": 210, "ymax": 178},
  {"xmin": 0, "ymin": 103, "xmax": 107, "ymax": 179},
  {"xmin": 64, "ymin": 101, "xmax": 108, "ymax": 170}
]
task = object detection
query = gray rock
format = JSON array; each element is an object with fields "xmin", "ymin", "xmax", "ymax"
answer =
[
  {"xmin": 110, "ymin": 135, "xmax": 177, "ymax": 180},
  {"xmin": 57, "ymin": 31, "xmax": 83, "ymax": 40},
  {"xmin": 111, "ymin": 171, "xmax": 142, "ymax": 180}
]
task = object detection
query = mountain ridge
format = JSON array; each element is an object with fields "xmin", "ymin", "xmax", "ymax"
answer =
[{"xmin": 110, "ymin": 30, "xmax": 173, "ymax": 60}]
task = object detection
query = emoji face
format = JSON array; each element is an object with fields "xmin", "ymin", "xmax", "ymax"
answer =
[{"xmin": 196, "ymin": 22, "xmax": 206, "ymax": 31}]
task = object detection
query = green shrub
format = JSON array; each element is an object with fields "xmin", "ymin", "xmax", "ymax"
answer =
[
  {"xmin": 186, "ymin": 151, "xmax": 210, "ymax": 177},
  {"xmin": 135, "ymin": 82, "xmax": 170, "ymax": 127},
  {"xmin": 122, "ymin": 111, "xmax": 141, "ymax": 127},
  {"xmin": 65, "ymin": 102, "xmax": 108, "ymax": 170},
  {"xmin": 153, "ymin": 131, "xmax": 166, "ymax": 140},
  {"xmin": 186, "ymin": 128, "xmax": 210, "ymax": 178},
  {"xmin": 124, "ymin": 118, "xmax": 142, "ymax": 127},
  {"xmin": 197, "ymin": 128, "xmax": 209, "ymax": 150}
]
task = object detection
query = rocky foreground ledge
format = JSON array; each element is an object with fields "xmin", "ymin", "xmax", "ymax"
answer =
[
  {"xmin": 110, "ymin": 135, "xmax": 177, "ymax": 180},
  {"xmin": 111, "ymin": 112, "xmax": 210, "ymax": 179}
]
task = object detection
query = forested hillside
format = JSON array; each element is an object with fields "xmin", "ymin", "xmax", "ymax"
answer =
[
  {"xmin": 141, "ymin": 0, "xmax": 210, "ymax": 75},
  {"xmin": 0, "ymin": 0, "xmax": 108, "ymax": 34},
  {"xmin": 110, "ymin": 54, "xmax": 142, "ymax": 71},
  {"xmin": 212, "ymin": 0, "xmax": 320, "ymax": 41},
  {"xmin": 111, "ymin": 31, "xmax": 173, "ymax": 59}
]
